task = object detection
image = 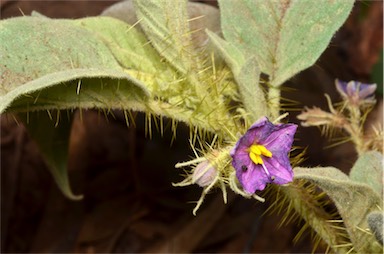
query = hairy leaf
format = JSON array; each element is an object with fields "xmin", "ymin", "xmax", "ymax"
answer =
[
  {"xmin": 0, "ymin": 16, "xmax": 150, "ymax": 113},
  {"xmin": 349, "ymin": 151, "xmax": 383, "ymax": 196},
  {"xmin": 295, "ymin": 167, "xmax": 383, "ymax": 253},
  {"xmin": 74, "ymin": 16, "xmax": 176, "ymax": 81},
  {"xmin": 102, "ymin": 0, "xmax": 221, "ymax": 51},
  {"xmin": 1, "ymin": 17, "xmax": 118, "ymax": 89},
  {"xmin": 0, "ymin": 16, "xmax": 150, "ymax": 199},
  {"xmin": 133, "ymin": 0, "xmax": 201, "ymax": 74},
  {"xmin": 219, "ymin": 0, "xmax": 354, "ymax": 87},
  {"xmin": 207, "ymin": 31, "xmax": 267, "ymax": 122},
  {"xmin": 1, "ymin": 69, "xmax": 149, "ymax": 113}
]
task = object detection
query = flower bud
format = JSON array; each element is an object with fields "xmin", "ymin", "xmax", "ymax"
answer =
[
  {"xmin": 297, "ymin": 107, "xmax": 346, "ymax": 127},
  {"xmin": 192, "ymin": 161, "xmax": 218, "ymax": 187}
]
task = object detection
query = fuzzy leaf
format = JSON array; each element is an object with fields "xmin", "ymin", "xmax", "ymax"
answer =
[
  {"xmin": 1, "ymin": 17, "xmax": 120, "ymax": 89},
  {"xmin": 0, "ymin": 16, "xmax": 150, "ymax": 113},
  {"xmin": 207, "ymin": 31, "xmax": 267, "ymax": 122},
  {"xmin": 294, "ymin": 167, "xmax": 383, "ymax": 253},
  {"xmin": 219, "ymin": 0, "xmax": 354, "ymax": 87},
  {"xmin": 19, "ymin": 112, "xmax": 80, "ymax": 200},
  {"xmin": 73, "ymin": 16, "xmax": 176, "ymax": 81},
  {"xmin": 102, "ymin": 0, "xmax": 221, "ymax": 51},
  {"xmin": 349, "ymin": 151, "xmax": 383, "ymax": 196},
  {"xmin": 1, "ymin": 69, "xmax": 149, "ymax": 113},
  {"xmin": 0, "ymin": 16, "xmax": 150, "ymax": 199},
  {"xmin": 133, "ymin": 0, "xmax": 201, "ymax": 74}
]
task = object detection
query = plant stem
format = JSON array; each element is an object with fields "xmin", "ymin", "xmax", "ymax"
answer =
[
  {"xmin": 268, "ymin": 86, "xmax": 281, "ymax": 120},
  {"xmin": 346, "ymin": 106, "xmax": 365, "ymax": 155},
  {"xmin": 279, "ymin": 184, "xmax": 351, "ymax": 253}
]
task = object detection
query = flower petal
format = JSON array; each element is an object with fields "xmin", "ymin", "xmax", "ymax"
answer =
[
  {"xmin": 230, "ymin": 117, "xmax": 297, "ymax": 194},
  {"xmin": 236, "ymin": 163, "xmax": 269, "ymax": 193},
  {"xmin": 358, "ymin": 83, "xmax": 377, "ymax": 99},
  {"xmin": 264, "ymin": 155, "xmax": 293, "ymax": 184},
  {"xmin": 263, "ymin": 124, "xmax": 297, "ymax": 153}
]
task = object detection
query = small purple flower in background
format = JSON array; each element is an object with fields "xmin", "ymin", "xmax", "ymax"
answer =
[
  {"xmin": 335, "ymin": 79, "xmax": 377, "ymax": 106},
  {"xmin": 230, "ymin": 117, "xmax": 297, "ymax": 194}
]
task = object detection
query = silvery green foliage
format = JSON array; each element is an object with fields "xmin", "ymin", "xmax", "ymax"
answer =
[
  {"xmin": 218, "ymin": 0, "xmax": 355, "ymax": 87},
  {"xmin": 295, "ymin": 158, "xmax": 383, "ymax": 253},
  {"xmin": 0, "ymin": 17, "xmax": 150, "ymax": 198},
  {"xmin": 349, "ymin": 151, "xmax": 383, "ymax": 196}
]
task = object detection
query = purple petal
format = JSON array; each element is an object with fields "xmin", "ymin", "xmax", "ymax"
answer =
[
  {"xmin": 335, "ymin": 79, "xmax": 377, "ymax": 101},
  {"xmin": 263, "ymin": 124, "xmax": 297, "ymax": 154},
  {"xmin": 346, "ymin": 81, "xmax": 356, "ymax": 97},
  {"xmin": 264, "ymin": 154, "xmax": 293, "ymax": 184},
  {"xmin": 335, "ymin": 79, "xmax": 349, "ymax": 97},
  {"xmin": 230, "ymin": 117, "xmax": 297, "ymax": 194},
  {"xmin": 236, "ymin": 163, "xmax": 269, "ymax": 193},
  {"xmin": 358, "ymin": 83, "xmax": 377, "ymax": 99},
  {"xmin": 241, "ymin": 117, "xmax": 273, "ymax": 146}
]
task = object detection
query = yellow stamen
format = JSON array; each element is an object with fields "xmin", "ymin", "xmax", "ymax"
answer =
[
  {"xmin": 250, "ymin": 145, "xmax": 262, "ymax": 155},
  {"xmin": 248, "ymin": 144, "xmax": 273, "ymax": 165},
  {"xmin": 250, "ymin": 152, "xmax": 263, "ymax": 164},
  {"xmin": 258, "ymin": 145, "xmax": 272, "ymax": 157}
]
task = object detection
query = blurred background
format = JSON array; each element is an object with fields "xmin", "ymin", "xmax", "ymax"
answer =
[{"xmin": 1, "ymin": 0, "xmax": 382, "ymax": 252}]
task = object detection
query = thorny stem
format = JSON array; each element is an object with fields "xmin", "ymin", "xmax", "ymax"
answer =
[
  {"xmin": 347, "ymin": 106, "xmax": 365, "ymax": 155},
  {"xmin": 268, "ymin": 87, "xmax": 281, "ymax": 120},
  {"xmin": 326, "ymin": 94, "xmax": 366, "ymax": 155}
]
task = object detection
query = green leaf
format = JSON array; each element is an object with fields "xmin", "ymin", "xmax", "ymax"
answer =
[
  {"xmin": 102, "ymin": 0, "xmax": 221, "ymax": 51},
  {"xmin": 207, "ymin": 31, "xmax": 267, "ymax": 122},
  {"xmin": 0, "ymin": 16, "xmax": 150, "ymax": 113},
  {"xmin": 133, "ymin": 0, "xmax": 201, "ymax": 74},
  {"xmin": 294, "ymin": 167, "xmax": 383, "ymax": 253},
  {"xmin": 1, "ymin": 17, "xmax": 120, "ymax": 87},
  {"xmin": 19, "ymin": 111, "xmax": 80, "ymax": 200},
  {"xmin": 1, "ymin": 69, "xmax": 149, "ymax": 113},
  {"xmin": 0, "ymin": 16, "xmax": 150, "ymax": 200},
  {"xmin": 72, "ymin": 16, "xmax": 178, "ymax": 95},
  {"xmin": 73, "ymin": 16, "xmax": 175, "ymax": 80},
  {"xmin": 219, "ymin": 0, "xmax": 354, "ymax": 87},
  {"xmin": 350, "ymin": 151, "xmax": 383, "ymax": 196}
]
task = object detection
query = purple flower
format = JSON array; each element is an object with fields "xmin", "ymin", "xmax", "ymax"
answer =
[
  {"xmin": 230, "ymin": 117, "xmax": 297, "ymax": 194},
  {"xmin": 335, "ymin": 79, "xmax": 377, "ymax": 106}
]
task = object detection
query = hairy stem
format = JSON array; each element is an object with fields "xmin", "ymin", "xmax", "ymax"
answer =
[
  {"xmin": 278, "ymin": 183, "xmax": 351, "ymax": 253},
  {"xmin": 347, "ymin": 107, "xmax": 365, "ymax": 155},
  {"xmin": 268, "ymin": 87, "xmax": 281, "ymax": 120}
]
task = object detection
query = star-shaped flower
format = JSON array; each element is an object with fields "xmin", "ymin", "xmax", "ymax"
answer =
[
  {"xmin": 230, "ymin": 117, "xmax": 297, "ymax": 194},
  {"xmin": 335, "ymin": 79, "xmax": 377, "ymax": 106}
]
